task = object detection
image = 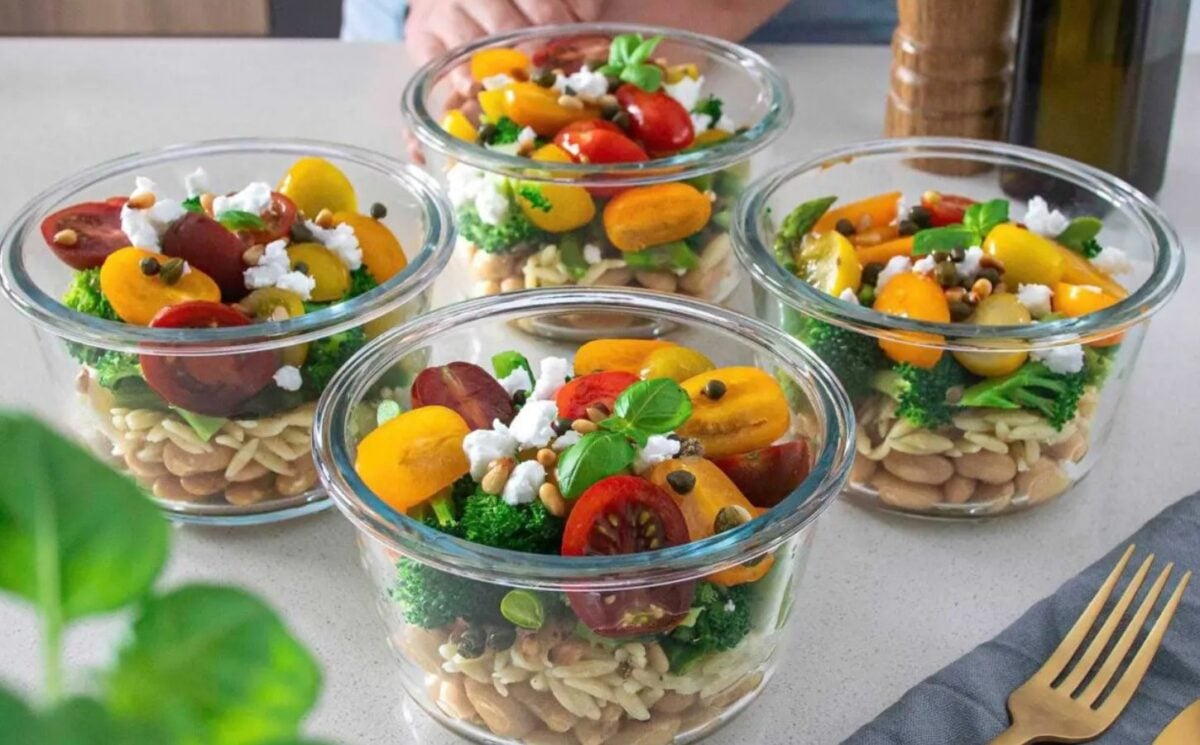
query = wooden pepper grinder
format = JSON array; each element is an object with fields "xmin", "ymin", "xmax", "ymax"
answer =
[{"xmin": 885, "ymin": 0, "xmax": 1018, "ymax": 174}]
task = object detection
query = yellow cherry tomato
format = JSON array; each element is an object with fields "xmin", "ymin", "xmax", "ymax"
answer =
[
  {"xmin": 1054, "ymin": 244, "xmax": 1128, "ymax": 298},
  {"xmin": 983, "ymin": 223, "xmax": 1065, "ymax": 286},
  {"xmin": 872, "ymin": 272, "xmax": 950, "ymax": 369},
  {"xmin": 478, "ymin": 88, "xmax": 508, "ymax": 122},
  {"xmin": 515, "ymin": 180, "xmax": 596, "ymax": 233},
  {"xmin": 1053, "ymin": 282, "xmax": 1124, "ymax": 347},
  {"xmin": 603, "ymin": 183, "xmax": 712, "ymax": 252},
  {"xmin": 237, "ymin": 287, "xmax": 308, "ymax": 366},
  {"xmin": 286, "ymin": 242, "xmax": 349, "ymax": 302},
  {"xmin": 332, "ymin": 211, "xmax": 407, "ymax": 284},
  {"xmin": 277, "ymin": 157, "xmax": 357, "ymax": 218},
  {"xmin": 640, "ymin": 346, "xmax": 715, "ymax": 382},
  {"xmin": 813, "ymin": 191, "xmax": 902, "ymax": 234},
  {"xmin": 355, "ymin": 405, "xmax": 471, "ymax": 512},
  {"xmin": 665, "ymin": 63, "xmax": 700, "ymax": 84},
  {"xmin": 676, "ymin": 367, "xmax": 790, "ymax": 458},
  {"xmin": 573, "ymin": 339, "xmax": 676, "ymax": 376},
  {"xmin": 689, "ymin": 129, "xmax": 732, "ymax": 149},
  {"xmin": 502, "ymin": 82, "xmax": 599, "ymax": 137},
  {"xmin": 531, "ymin": 143, "xmax": 573, "ymax": 163},
  {"xmin": 796, "ymin": 230, "xmax": 862, "ymax": 296},
  {"xmin": 952, "ymin": 293, "xmax": 1031, "ymax": 377},
  {"xmin": 99, "ymin": 247, "xmax": 221, "ymax": 326},
  {"xmin": 470, "ymin": 47, "xmax": 530, "ymax": 81},
  {"xmin": 440, "ymin": 109, "xmax": 477, "ymax": 143}
]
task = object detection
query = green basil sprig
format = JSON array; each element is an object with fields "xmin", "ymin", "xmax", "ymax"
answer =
[
  {"xmin": 491, "ymin": 350, "xmax": 534, "ymax": 385},
  {"xmin": 217, "ymin": 210, "xmax": 267, "ymax": 231},
  {"xmin": 1056, "ymin": 216, "xmax": 1103, "ymax": 254},
  {"xmin": 772, "ymin": 196, "xmax": 836, "ymax": 273},
  {"xmin": 611, "ymin": 378, "xmax": 692, "ymax": 434},
  {"xmin": 556, "ymin": 430, "xmax": 636, "ymax": 499},
  {"xmin": 596, "ymin": 33, "xmax": 664, "ymax": 92},
  {"xmin": 912, "ymin": 198, "xmax": 1009, "ymax": 255},
  {"xmin": 180, "ymin": 196, "xmax": 203, "ymax": 214}
]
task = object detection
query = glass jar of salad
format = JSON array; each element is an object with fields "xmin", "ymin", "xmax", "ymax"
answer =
[
  {"xmin": 734, "ymin": 138, "xmax": 1184, "ymax": 518},
  {"xmin": 0, "ymin": 139, "xmax": 453, "ymax": 523},
  {"xmin": 401, "ymin": 23, "xmax": 791, "ymax": 331},
  {"xmin": 313, "ymin": 288, "xmax": 853, "ymax": 744}
]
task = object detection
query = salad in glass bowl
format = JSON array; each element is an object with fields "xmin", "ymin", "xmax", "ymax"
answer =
[
  {"xmin": 735, "ymin": 139, "xmax": 1184, "ymax": 518},
  {"xmin": 314, "ymin": 289, "xmax": 853, "ymax": 744},
  {"xmin": 0, "ymin": 139, "xmax": 452, "ymax": 523},
  {"xmin": 402, "ymin": 24, "xmax": 791, "ymax": 316}
]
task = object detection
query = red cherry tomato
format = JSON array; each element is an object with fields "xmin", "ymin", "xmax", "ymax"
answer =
[
  {"xmin": 40, "ymin": 200, "xmax": 130, "ymax": 270},
  {"xmin": 555, "ymin": 122, "xmax": 649, "ymax": 165},
  {"xmin": 711, "ymin": 441, "xmax": 811, "ymax": 509},
  {"xmin": 140, "ymin": 301, "xmax": 280, "ymax": 417},
  {"xmin": 615, "ymin": 84, "xmax": 695, "ymax": 154},
  {"xmin": 161, "ymin": 212, "xmax": 250, "ymax": 302},
  {"xmin": 411, "ymin": 362, "xmax": 515, "ymax": 430},
  {"xmin": 562, "ymin": 475, "xmax": 695, "ymax": 637},
  {"xmin": 554, "ymin": 371, "xmax": 638, "ymax": 420},
  {"xmin": 236, "ymin": 191, "xmax": 297, "ymax": 247},
  {"xmin": 531, "ymin": 35, "xmax": 612, "ymax": 73},
  {"xmin": 921, "ymin": 193, "xmax": 976, "ymax": 227}
]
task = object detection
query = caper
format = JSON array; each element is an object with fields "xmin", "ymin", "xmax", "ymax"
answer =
[
  {"xmin": 949, "ymin": 300, "xmax": 974, "ymax": 321},
  {"xmin": 713, "ymin": 505, "xmax": 752, "ymax": 534},
  {"xmin": 552, "ymin": 417, "xmax": 573, "ymax": 436},
  {"xmin": 532, "ymin": 68, "xmax": 556, "ymax": 88},
  {"xmin": 834, "ymin": 218, "xmax": 856, "ymax": 237},
  {"xmin": 932, "ymin": 250, "xmax": 951, "ymax": 264},
  {"xmin": 702, "ymin": 379, "xmax": 726, "ymax": 400},
  {"xmin": 457, "ymin": 627, "xmax": 487, "ymax": 659},
  {"xmin": 611, "ymin": 111, "xmax": 631, "ymax": 131},
  {"xmin": 139, "ymin": 257, "xmax": 161, "ymax": 276},
  {"xmin": 512, "ymin": 390, "xmax": 528, "ymax": 407},
  {"xmin": 600, "ymin": 99, "xmax": 621, "ymax": 119},
  {"xmin": 861, "ymin": 262, "xmax": 885, "ymax": 286},
  {"xmin": 665, "ymin": 470, "xmax": 696, "ymax": 495},
  {"xmin": 369, "ymin": 201, "xmax": 387, "ymax": 219},
  {"xmin": 978, "ymin": 267, "xmax": 1002, "ymax": 286},
  {"xmin": 857, "ymin": 285, "xmax": 876, "ymax": 306},
  {"xmin": 950, "ymin": 246, "xmax": 966, "ymax": 262},
  {"xmin": 486, "ymin": 626, "xmax": 516, "ymax": 651},
  {"xmin": 478, "ymin": 123, "xmax": 498, "ymax": 144},
  {"xmin": 290, "ymin": 220, "xmax": 315, "ymax": 243},
  {"xmin": 293, "ymin": 261, "xmax": 310, "ymax": 275},
  {"xmin": 897, "ymin": 219, "xmax": 918, "ymax": 237},
  {"xmin": 159, "ymin": 257, "xmax": 185, "ymax": 285},
  {"xmin": 935, "ymin": 261, "xmax": 959, "ymax": 287},
  {"xmin": 908, "ymin": 205, "xmax": 932, "ymax": 228}
]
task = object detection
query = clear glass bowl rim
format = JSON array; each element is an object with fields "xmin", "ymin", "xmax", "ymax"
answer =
[
  {"xmin": 0, "ymin": 137, "xmax": 455, "ymax": 356},
  {"xmin": 313, "ymin": 287, "xmax": 855, "ymax": 591},
  {"xmin": 400, "ymin": 22, "xmax": 794, "ymax": 187},
  {"xmin": 732, "ymin": 137, "xmax": 1186, "ymax": 352}
]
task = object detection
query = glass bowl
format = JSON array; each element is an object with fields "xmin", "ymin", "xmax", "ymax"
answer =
[
  {"xmin": 313, "ymin": 288, "xmax": 853, "ymax": 744},
  {"xmin": 734, "ymin": 137, "xmax": 1184, "ymax": 519},
  {"xmin": 0, "ymin": 138, "xmax": 453, "ymax": 524},
  {"xmin": 401, "ymin": 23, "xmax": 792, "ymax": 334}
]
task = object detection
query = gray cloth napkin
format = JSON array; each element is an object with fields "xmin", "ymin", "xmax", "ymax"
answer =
[{"xmin": 844, "ymin": 491, "xmax": 1200, "ymax": 745}]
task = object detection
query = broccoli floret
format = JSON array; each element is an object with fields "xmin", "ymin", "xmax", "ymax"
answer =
[
  {"xmin": 662, "ymin": 582, "xmax": 752, "ymax": 673},
  {"xmin": 391, "ymin": 559, "xmax": 506, "ymax": 629},
  {"xmin": 959, "ymin": 361, "xmax": 1085, "ymax": 430},
  {"xmin": 343, "ymin": 267, "xmax": 379, "ymax": 300},
  {"xmin": 787, "ymin": 313, "xmax": 887, "ymax": 399},
  {"xmin": 460, "ymin": 488, "xmax": 563, "ymax": 555},
  {"xmin": 62, "ymin": 268, "xmax": 118, "ymax": 321},
  {"xmin": 692, "ymin": 95, "xmax": 724, "ymax": 122},
  {"xmin": 301, "ymin": 327, "xmax": 366, "ymax": 393},
  {"xmin": 872, "ymin": 356, "xmax": 975, "ymax": 429},
  {"xmin": 92, "ymin": 352, "xmax": 143, "ymax": 389},
  {"xmin": 1083, "ymin": 345, "xmax": 1116, "ymax": 387},
  {"xmin": 458, "ymin": 205, "xmax": 542, "ymax": 254},
  {"xmin": 486, "ymin": 116, "xmax": 523, "ymax": 145},
  {"xmin": 1080, "ymin": 238, "xmax": 1103, "ymax": 259}
]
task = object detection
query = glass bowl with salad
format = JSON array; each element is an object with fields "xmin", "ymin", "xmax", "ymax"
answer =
[
  {"xmin": 0, "ymin": 138, "xmax": 453, "ymax": 523},
  {"xmin": 313, "ymin": 288, "xmax": 853, "ymax": 744},
  {"xmin": 401, "ymin": 23, "xmax": 791, "ymax": 329},
  {"xmin": 734, "ymin": 138, "xmax": 1184, "ymax": 518}
]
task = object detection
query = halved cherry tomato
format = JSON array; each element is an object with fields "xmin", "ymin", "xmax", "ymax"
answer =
[
  {"xmin": 140, "ymin": 301, "xmax": 280, "ymax": 416},
  {"xmin": 235, "ymin": 191, "xmax": 297, "ymax": 247},
  {"xmin": 286, "ymin": 243, "xmax": 349, "ymax": 302},
  {"xmin": 531, "ymin": 35, "xmax": 612, "ymax": 73},
  {"xmin": 921, "ymin": 192, "xmax": 976, "ymax": 227},
  {"xmin": 555, "ymin": 371, "xmax": 639, "ymax": 420},
  {"xmin": 562, "ymin": 475, "xmax": 695, "ymax": 637},
  {"xmin": 100, "ymin": 247, "xmax": 222, "ymax": 325},
  {"xmin": 411, "ymin": 362, "xmax": 515, "ymax": 430},
  {"xmin": 277, "ymin": 157, "xmax": 357, "ymax": 218},
  {"xmin": 615, "ymin": 84, "xmax": 695, "ymax": 154},
  {"xmin": 161, "ymin": 212, "xmax": 249, "ymax": 302},
  {"xmin": 469, "ymin": 47, "xmax": 530, "ymax": 82},
  {"xmin": 711, "ymin": 441, "xmax": 811, "ymax": 509},
  {"xmin": 855, "ymin": 235, "xmax": 914, "ymax": 267},
  {"xmin": 573, "ymin": 339, "xmax": 676, "ymax": 376},
  {"xmin": 40, "ymin": 200, "xmax": 130, "ymax": 270},
  {"xmin": 554, "ymin": 120, "xmax": 648, "ymax": 164},
  {"xmin": 814, "ymin": 191, "xmax": 902, "ymax": 235},
  {"xmin": 502, "ymin": 82, "xmax": 599, "ymax": 137},
  {"xmin": 355, "ymin": 405, "xmax": 471, "ymax": 512},
  {"xmin": 1053, "ymin": 282, "xmax": 1124, "ymax": 347},
  {"xmin": 872, "ymin": 272, "xmax": 951, "ymax": 368},
  {"xmin": 332, "ymin": 211, "xmax": 407, "ymax": 284}
]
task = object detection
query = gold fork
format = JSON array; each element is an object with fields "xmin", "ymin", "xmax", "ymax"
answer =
[{"xmin": 989, "ymin": 545, "xmax": 1192, "ymax": 744}]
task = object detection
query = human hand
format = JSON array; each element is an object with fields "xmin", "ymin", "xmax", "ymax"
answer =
[{"xmin": 406, "ymin": 0, "xmax": 606, "ymax": 65}]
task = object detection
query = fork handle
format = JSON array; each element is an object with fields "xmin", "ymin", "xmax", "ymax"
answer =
[{"xmin": 987, "ymin": 725, "xmax": 1037, "ymax": 745}]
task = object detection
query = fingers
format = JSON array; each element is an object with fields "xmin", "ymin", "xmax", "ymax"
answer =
[
  {"xmin": 511, "ymin": 0, "xmax": 578, "ymax": 25},
  {"xmin": 470, "ymin": 0, "xmax": 531, "ymax": 34},
  {"xmin": 562, "ymin": 0, "xmax": 607, "ymax": 21}
]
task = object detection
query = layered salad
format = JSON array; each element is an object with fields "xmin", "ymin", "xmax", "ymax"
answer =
[{"xmin": 46, "ymin": 157, "xmax": 407, "ymax": 508}]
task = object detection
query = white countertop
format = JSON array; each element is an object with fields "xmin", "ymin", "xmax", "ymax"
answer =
[{"xmin": 0, "ymin": 39, "xmax": 1197, "ymax": 744}]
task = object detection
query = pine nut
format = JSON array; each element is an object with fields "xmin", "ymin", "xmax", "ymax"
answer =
[
  {"xmin": 557, "ymin": 94, "xmax": 584, "ymax": 110},
  {"xmin": 243, "ymin": 244, "xmax": 264, "ymax": 265},
  {"xmin": 538, "ymin": 482, "xmax": 566, "ymax": 517},
  {"xmin": 571, "ymin": 419, "xmax": 598, "ymax": 435},
  {"xmin": 535, "ymin": 448, "xmax": 557, "ymax": 467},
  {"xmin": 127, "ymin": 190, "xmax": 156, "ymax": 209},
  {"xmin": 971, "ymin": 277, "xmax": 993, "ymax": 300},
  {"xmin": 53, "ymin": 228, "xmax": 78, "ymax": 246},
  {"xmin": 199, "ymin": 192, "xmax": 215, "ymax": 215},
  {"xmin": 314, "ymin": 208, "xmax": 334, "ymax": 228},
  {"xmin": 585, "ymin": 404, "xmax": 609, "ymax": 423},
  {"xmin": 481, "ymin": 457, "xmax": 515, "ymax": 495}
]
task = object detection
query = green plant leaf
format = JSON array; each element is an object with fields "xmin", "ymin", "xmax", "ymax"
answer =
[
  {"xmin": 556, "ymin": 431, "xmax": 636, "ymax": 499},
  {"xmin": 962, "ymin": 198, "xmax": 1009, "ymax": 239},
  {"xmin": 622, "ymin": 241, "xmax": 699, "ymax": 271},
  {"xmin": 773, "ymin": 196, "xmax": 836, "ymax": 272},
  {"xmin": 0, "ymin": 689, "xmax": 161, "ymax": 745},
  {"xmin": 217, "ymin": 210, "xmax": 267, "ymax": 231},
  {"xmin": 598, "ymin": 417, "xmax": 649, "ymax": 448},
  {"xmin": 171, "ymin": 408, "xmax": 227, "ymax": 443},
  {"xmin": 612, "ymin": 379, "xmax": 692, "ymax": 434},
  {"xmin": 106, "ymin": 584, "xmax": 321, "ymax": 745},
  {"xmin": 180, "ymin": 196, "xmax": 203, "ymax": 214},
  {"xmin": 1056, "ymin": 216, "xmax": 1103, "ymax": 253},
  {"xmin": 491, "ymin": 350, "xmax": 534, "ymax": 385},
  {"xmin": 628, "ymin": 35, "xmax": 664, "ymax": 64},
  {"xmin": 0, "ymin": 686, "xmax": 37, "ymax": 743},
  {"xmin": 0, "ymin": 413, "xmax": 168, "ymax": 621},
  {"xmin": 912, "ymin": 226, "xmax": 978, "ymax": 256},
  {"xmin": 620, "ymin": 64, "xmax": 663, "ymax": 92}
]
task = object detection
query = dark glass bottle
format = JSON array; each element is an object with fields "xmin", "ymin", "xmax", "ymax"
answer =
[{"xmin": 1006, "ymin": 0, "xmax": 1190, "ymax": 197}]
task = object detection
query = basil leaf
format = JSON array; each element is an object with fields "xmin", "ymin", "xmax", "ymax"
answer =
[
  {"xmin": 28, "ymin": 696, "xmax": 161, "ymax": 745},
  {"xmin": 962, "ymin": 199, "xmax": 1009, "ymax": 239},
  {"xmin": 613, "ymin": 378, "xmax": 692, "ymax": 434},
  {"xmin": 1056, "ymin": 216, "xmax": 1103, "ymax": 253},
  {"xmin": 555, "ymin": 431, "xmax": 636, "ymax": 499},
  {"xmin": 180, "ymin": 196, "xmax": 203, "ymax": 214},
  {"xmin": 622, "ymin": 241, "xmax": 699, "ymax": 271},
  {"xmin": 628, "ymin": 35, "xmax": 664, "ymax": 65},
  {"xmin": 621, "ymin": 64, "xmax": 663, "ymax": 92},
  {"xmin": 491, "ymin": 351, "xmax": 534, "ymax": 384},
  {"xmin": 773, "ymin": 196, "xmax": 836, "ymax": 273},
  {"xmin": 0, "ymin": 413, "xmax": 168, "ymax": 621},
  {"xmin": 912, "ymin": 226, "xmax": 978, "ymax": 256},
  {"xmin": 217, "ymin": 210, "xmax": 266, "ymax": 231},
  {"xmin": 609, "ymin": 34, "xmax": 638, "ymax": 65},
  {"xmin": 598, "ymin": 417, "xmax": 649, "ymax": 448},
  {"xmin": 106, "ymin": 584, "xmax": 321, "ymax": 745}
]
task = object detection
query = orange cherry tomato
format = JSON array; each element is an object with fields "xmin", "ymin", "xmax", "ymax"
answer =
[
  {"xmin": 469, "ymin": 48, "xmax": 530, "ymax": 81},
  {"xmin": 1053, "ymin": 282, "xmax": 1125, "ymax": 347},
  {"xmin": 502, "ymin": 82, "xmax": 599, "ymax": 137},
  {"xmin": 814, "ymin": 191, "xmax": 902, "ymax": 234},
  {"xmin": 872, "ymin": 272, "xmax": 950, "ymax": 368}
]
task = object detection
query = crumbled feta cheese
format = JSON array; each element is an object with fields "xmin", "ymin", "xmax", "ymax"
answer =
[
  {"xmin": 119, "ymin": 196, "xmax": 186, "ymax": 251},
  {"xmin": 1023, "ymin": 196, "xmax": 1070, "ymax": 238},
  {"xmin": 184, "ymin": 167, "xmax": 209, "ymax": 198},
  {"xmin": 276, "ymin": 271, "xmax": 318, "ymax": 298},
  {"xmin": 837, "ymin": 288, "xmax": 859, "ymax": 305},
  {"xmin": 583, "ymin": 243, "xmax": 603, "ymax": 265},
  {"xmin": 501, "ymin": 461, "xmax": 546, "ymax": 506},
  {"xmin": 912, "ymin": 255, "xmax": 938, "ymax": 276},
  {"xmin": 956, "ymin": 246, "xmax": 984, "ymax": 280},
  {"xmin": 876, "ymin": 255, "xmax": 912, "ymax": 290},
  {"xmin": 497, "ymin": 368, "xmax": 533, "ymax": 396},
  {"xmin": 1091, "ymin": 246, "xmax": 1132, "ymax": 275},
  {"xmin": 1031, "ymin": 344, "xmax": 1084, "ymax": 375},
  {"xmin": 633, "ymin": 435, "xmax": 682, "ymax": 473},
  {"xmin": 212, "ymin": 181, "xmax": 272, "ymax": 218},
  {"xmin": 132, "ymin": 176, "xmax": 157, "ymax": 195},
  {"xmin": 473, "ymin": 178, "xmax": 511, "ymax": 226},
  {"xmin": 551, "ymin": 430, "xmax": 581, "ymax": 452},
  {"xmin": 531, "ymin": 357, "xmax": 570, "ymax": 401},
  {"xmin": 516, "ymin": 126, "xmax": 537, "ymax": 150},
  {"xmin": 305, "ymin": 220, "xmax": 363, "ymax": 270},
  {"xmin": 463, "ymin": 425, "xmax": 518, "ymax": 480},
  {"xmin": 508, "ymin": 400, "xmax": 559, "ymax": 449},
  {"xmin": 447, "ymin": 163, "xmax": 486, "ymax": 209},
  {"xmin": 690, "ymin": 112, "xmax": 713, "ymax": 133},
  {"xmin": 553, "ymin": 67, "xmax": 609, "ymax": 100},
  {"xmin": 481, "ymin": 72, "xmax": 515, "ymax": 90},
  {"xmin": 273, "ymin": 365, "xmax": 302, "ymax": 391},
  {"xmin": 243, "ymin": 239, "xmax": 316, "ymax": 299},
  {"xmin": 1016, "ymin": 283, "xmax": 1054, "ymax": 317},
  {"xmin": 663, "ymin": 75, "xmax": 704, "ymax": 112}
]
